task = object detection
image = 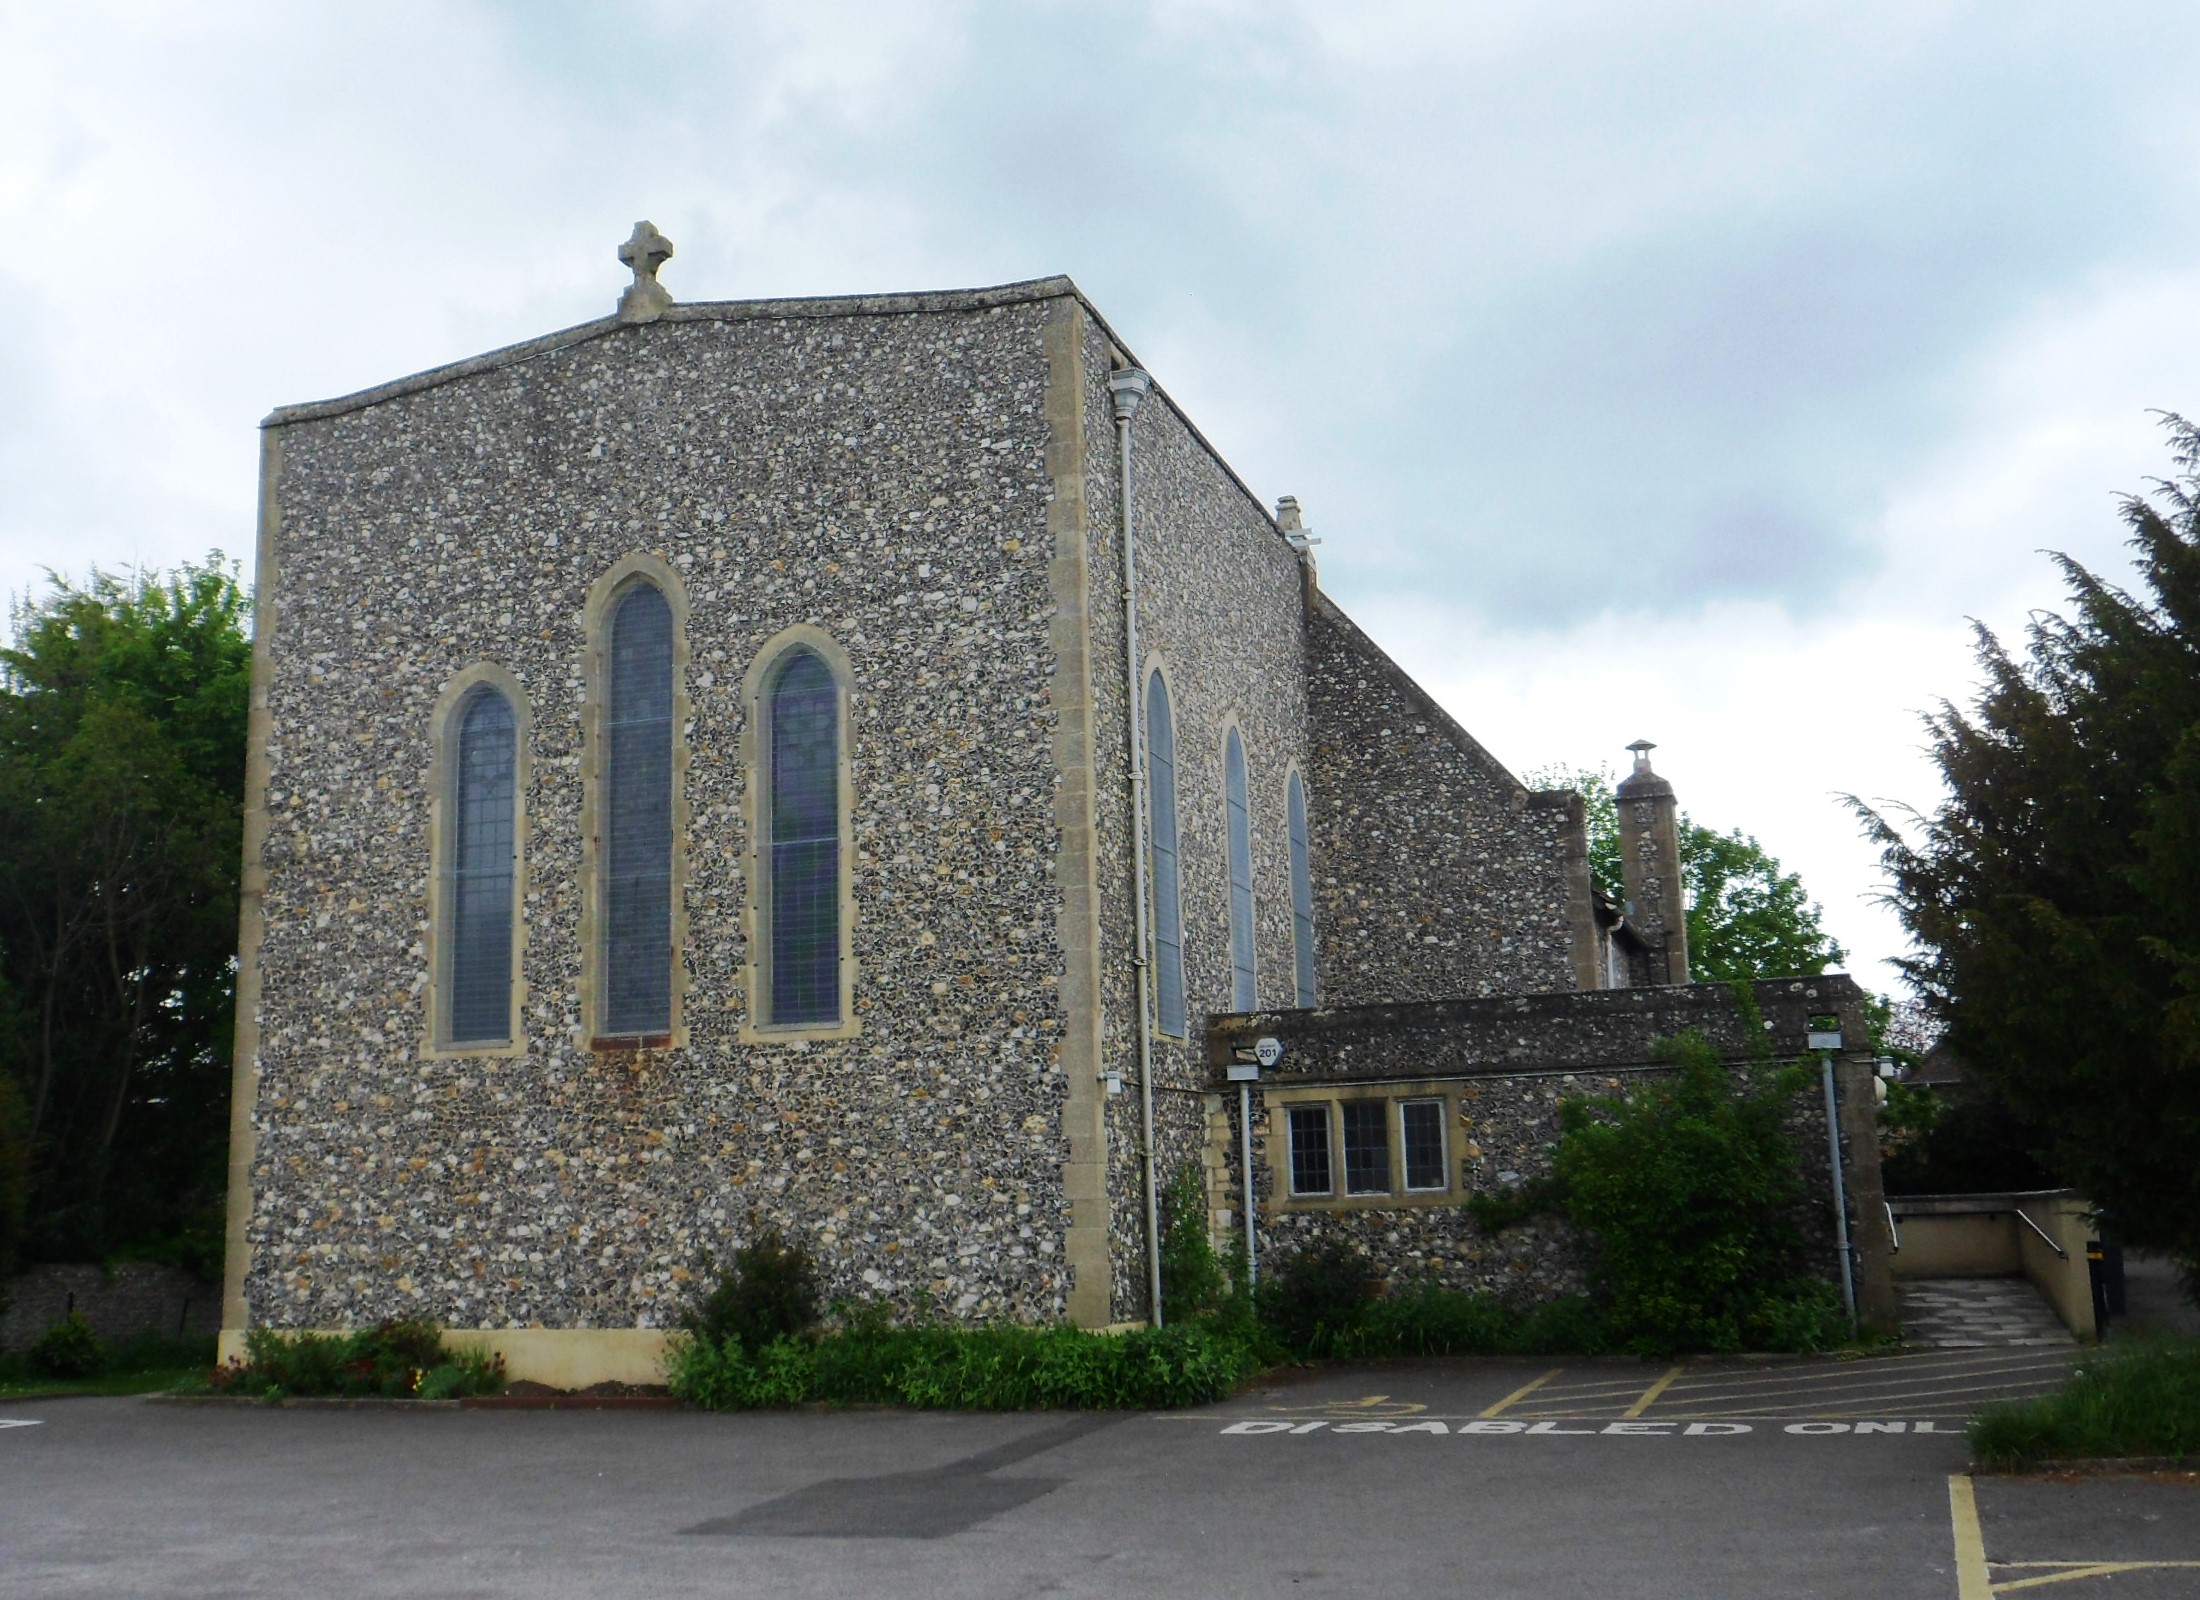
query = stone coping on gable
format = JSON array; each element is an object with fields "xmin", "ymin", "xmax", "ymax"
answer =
[
  {"xmin": 1205, "ymin": 975, "xmax": 1872, "ymax": 1084},
  {"xmin": 262, "ymin": 275, "xmax": 1080, "ymax": 426}
]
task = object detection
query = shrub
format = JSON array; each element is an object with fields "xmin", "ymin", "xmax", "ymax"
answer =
[
  {"xmin": 680, "ymin": 1230, "xmax": 820, "ymax": 1355},
  {"xmin": 667, "ymin": 1306, "xmax": 1267, "ymax": 1412},
  {"xmin": 27, "ymin": 1312, "xmax": 106, "ymax": 1380},
  {"xmin": 1970, "ymin": 1337, "xmax": 2200, "ymax": 1469},
  {"xmin": 1256, "ymin": 1241, "xmax": 1379, "ymax": 1357},
  {"xmin": 1552, "ymin": 1030, "xmax": 1840, "ymax": 1354},
  {"xmin": 211, "ymin": 1319, "xmax": 505, "ymax": 1399},
  {"xmin": 1159, "ymin": 1166, "xmax": 1227, "ymax": 1324}
]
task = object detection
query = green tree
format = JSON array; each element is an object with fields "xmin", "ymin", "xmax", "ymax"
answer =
[
  {"xmin": 1554, "ymin": 1031, "xmax": 1840, "ymax": 1353},
  {"xmin": 0, "ymin": 560, "xmax": 250, "ymax": 1270},
  {"xmin": 1856, "ymin": 414, "xmax": 2200, "ymax": 1269},
  {"xmin": 1528, "ymin": 766, "xmax": 1844, "ymax": 981}
]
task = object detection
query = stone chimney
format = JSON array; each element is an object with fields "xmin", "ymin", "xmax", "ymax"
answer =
[{"xmin": 1616, "ymin": 740, "xmax": 1689, "ymax": 984}]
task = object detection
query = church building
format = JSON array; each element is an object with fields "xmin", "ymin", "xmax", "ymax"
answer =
[{"xmin": 220, "ymin": 227, "xmax": 1889, "ymax": 1383}]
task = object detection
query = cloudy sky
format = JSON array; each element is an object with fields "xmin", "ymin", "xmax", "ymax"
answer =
[{"xmin": 6, "ymin": 1, "xmax": 2198, "ymax": 988}]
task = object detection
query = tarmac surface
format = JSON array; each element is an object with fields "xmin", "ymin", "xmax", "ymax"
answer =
[{"xmin": 3, "ymin": 1352, "xmax": 2195, "ymax": 1598}]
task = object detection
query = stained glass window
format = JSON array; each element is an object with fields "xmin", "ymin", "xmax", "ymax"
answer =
[
  {"xmin": 601, "ymin": 582, "xmax": 673, "ymax": 1038},
  {"xmin": 446, "ymin": 685, "xmax": 515, "ymax": 1045},
  {"xmin": 1225, "ymin": 727, "xmax": 1255, "ymax": 1011},
  {"xmin": 1146, "ymin": 671, "xmax": 1185, "ymax": 1036},
  {"xmin": 1287, "ymin": 771, "xmax": 1317, "ymax": 1008},
  {"xmin": 768, "ymin": 649, "xmax": 840, "ymax": 1026}
]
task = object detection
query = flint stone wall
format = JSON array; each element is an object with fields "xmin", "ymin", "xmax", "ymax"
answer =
[
  {"xmin": 248, "ymin": 289, "xmax": 1080, "ymax": 1334},
  {"xmin": 1305, "ymin": 598, "xmax": 1584, "ymax": 1007},
  {"xmin": 2, "ymin": 1264, "xmax": 220, "ymax": 1354},
  {"xmin": 1072, "ymin": 313, "xmax": 1315, "ymax": 1321},
  {"xmin": 1208, "ymin": 978, "xmax": 1887, "ymax": 1302}
]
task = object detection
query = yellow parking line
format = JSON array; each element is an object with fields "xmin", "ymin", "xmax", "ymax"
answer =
[
  {"xmin": 1662, "ymin": 1375, "xmax": 2065, "ymax": 1417},
  {"xmin": 1669, "ymin": 1357, "xmax": 2066, "ymax": 1394},
  {"xmin": 1662, "ymin": 1357, "xmax": 2072, "ymax": 1406},
  {"xmin": 1992, "ymin": 1562, "xmax": 2200, "ymax": 1590},
  {"xmin": 1623, "ymin": 1366, "xmax": 1686, "ymax": 1419},
  {"xmin": 1480, "ymin": 1368, "xmax": 1562, "ymax": 1419},
  {"xmin": 1950, "ymin": 1476, "xmax": 1993, "ymax": 1600}
]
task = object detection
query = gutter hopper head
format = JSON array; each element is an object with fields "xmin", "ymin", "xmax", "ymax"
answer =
[{"xmin": 1107, "ymin": 367, "xmax": 1152, "ymax": 423}]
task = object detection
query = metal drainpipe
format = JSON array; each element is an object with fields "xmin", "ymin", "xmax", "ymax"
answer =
[
  {"xmin": 1821, "ymin": 1054, "xmax": 1857, "ymax": 1323},
  {"xmin": 1107, "ymin": 366, "xmax": 1163, "ymax": 1328},
  {"xmin": 1239, "ymin": 1082, "xmax": 1258, "ymax": 1289}
]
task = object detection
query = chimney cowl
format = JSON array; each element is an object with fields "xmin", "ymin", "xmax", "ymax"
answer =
[{"xmin": 1616, "ymin": 738, "xmax": 1675, "ymax": 800}]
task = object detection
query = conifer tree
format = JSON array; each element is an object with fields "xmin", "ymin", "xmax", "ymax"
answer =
[{"xmin": 1857, "ymin": 415, "xmax": 2200, "ymax": 1269}]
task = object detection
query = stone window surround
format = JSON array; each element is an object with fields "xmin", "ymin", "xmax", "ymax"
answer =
[
  {"xmin": 1263, "ymin": 1078, "xmax": 1471, "ymax": 1213},
  {"xmin": 420, "ymin": 661, "xmax": 532, "ymax": 1059},
  {"xmin": 739, "ymin": 623, "xmax": 861, "ymax": 1044},
  {"xmin": 577, "ymin": 553, "xmax": 694, "ymax": 1052}
]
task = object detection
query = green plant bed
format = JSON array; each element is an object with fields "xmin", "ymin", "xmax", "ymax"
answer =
[
  {"xmin": 672, "ymin": 1314, "xmax": 1266, "ymax": 1412},
  {"xmin": 206, "ymin": 1319, "xmax": 505, "ymax": 1400},
  {"xmin": 1969, "ymin": 1338, "xmax": 2200, "ymax": 1469}
]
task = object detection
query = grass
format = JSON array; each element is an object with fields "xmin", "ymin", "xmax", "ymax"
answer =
[
  {"xmin": 0, "ymin": 1334, "xmax": 216, "ymax": 1400},
  {"xmin": 1969, "ymin": 1337, "xmax": 2200, "ymax": 1469}
]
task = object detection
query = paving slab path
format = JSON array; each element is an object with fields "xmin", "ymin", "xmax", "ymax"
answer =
[{"xmin": 1898, "ymin": 1277, "xmax": 2078, "ymax": 1349}]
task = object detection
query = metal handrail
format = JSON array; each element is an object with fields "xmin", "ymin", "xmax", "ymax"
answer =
[
  {"xmin": 2015, "ymin": 1207, "xmax": 2068, "ymax": 1260},
  {"xmin": 1884, "ymin": 1201, "xmax": 1900, "ymax": 1254}
]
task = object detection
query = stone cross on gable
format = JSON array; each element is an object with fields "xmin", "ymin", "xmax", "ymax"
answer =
[{"xmin": 616, "ymin": 221, "xmax": 675, "ymax": 324}]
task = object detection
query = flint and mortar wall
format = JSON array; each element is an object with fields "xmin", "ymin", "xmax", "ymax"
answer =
[
  {"xmin": 1304, "ymin": 599, "xmax": 1586, "ymax": 1006},
  {"xmin": 1074, "ymin": 315, "xmax": 1314, "ymax": 1321},
  {"xmin": 1, "ymin": 1264, "xmax": 221, "ymax": 1354},
  {"xmin": 239, "ymin": 288, "xmax": 1085, "ymax": 1337}
]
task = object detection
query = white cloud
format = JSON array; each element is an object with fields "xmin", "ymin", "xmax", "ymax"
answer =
[{"xmin": 2, "ymin": 0, "xmax": 2195, "ymax": 1001}]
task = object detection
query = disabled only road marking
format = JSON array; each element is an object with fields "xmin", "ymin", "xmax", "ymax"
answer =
[{"xmin": 1221, "ymin": 1418, "xmax": 1963, "ymax": 1437}]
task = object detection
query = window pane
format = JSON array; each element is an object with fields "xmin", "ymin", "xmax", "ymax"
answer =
[
  {"xmin": 1341, "ymin": 1101, "xmax": 1390, "ymax": 1195},
  {"xmin": 770, "ymin": 650, "xmax": 840, "ymax": 1025},
  {"xmin": 1146, "ymin": 672, "xmax": 1185, "ymax": 1035},
  {"xmin": 602, "ymin": 583, "xmax": 673, "ymax": 1037},
  {"xmin": 447, "ymin": 686, "xmax": 515, "ymax": 1044},
  {"xmin": 1287, "ymin": 772, "xmax": 1317, "ymax": 1008},
  {"xmin": 1287, "ymin": 1104, "xmax": 1333, "ymax": 1196},
  {"xmin": 1226, "ymin": 728, "xmax": 1255, "ymax": 1011},
  {"xmin": 1401, "ymin": 1099, "xmax": 1447, "ymax": 1191}
]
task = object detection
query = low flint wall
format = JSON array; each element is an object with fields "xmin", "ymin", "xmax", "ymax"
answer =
[{"xmin": 2, "ymin": 1264, "xmax": 222, "ymax": 1354}]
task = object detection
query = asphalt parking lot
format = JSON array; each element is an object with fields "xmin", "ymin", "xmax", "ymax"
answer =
[{"xmin": 3, "ymin": 1353, "xmax": 2194, "ymax": 1599}]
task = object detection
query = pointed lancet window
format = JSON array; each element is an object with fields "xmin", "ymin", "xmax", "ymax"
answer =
[
  {"xmin": 1225, "ymin": 727, "xmax": 1256, "ymax": 1011},
  {"xmin": 1287, "ymin": 769, "xmax": 1317, "ymax": 1008},
  {"xmin": 766, "ymin": 649, "xmax": 842, "ymax": 1026},
  {"xmin": 601, "ymin": 581, "xmax": 674, "ymax": 1038},
  {"xmin": 1147, "ymin": 671, "xmax": 1186, "ymax": 1036},
  {"xmin": 445, "ymin": 685, "xmax": 517, "ymax": 1045}
]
